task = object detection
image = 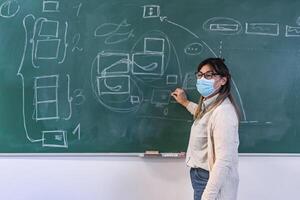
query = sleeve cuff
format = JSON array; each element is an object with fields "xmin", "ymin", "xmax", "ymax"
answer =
[{"xmin": 186, "ymin": 102, "xmax": 198, "ymax": 115}]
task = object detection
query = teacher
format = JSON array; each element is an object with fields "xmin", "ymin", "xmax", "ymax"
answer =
[{"xmin": 171, "ymin": 58, "xmax": 240, "ymax": 200}]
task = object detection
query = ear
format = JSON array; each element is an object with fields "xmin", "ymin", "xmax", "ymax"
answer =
[{"xmin": 220, "ymin": 77, "xmax": 227, "ymax": 86}]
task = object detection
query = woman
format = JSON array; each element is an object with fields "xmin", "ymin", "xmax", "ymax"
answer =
[{"xmin": 171, "ymin": 58, "xmax": 240, "ymax": 200}]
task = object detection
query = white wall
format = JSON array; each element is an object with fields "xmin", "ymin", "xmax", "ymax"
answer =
[
  {"xmin": 0, "ymin": 156, "xmax": 300, "ymax": 200},
  {"xmin": 239, "ymin": 156, "xmax": 300, "ymax": 200}
]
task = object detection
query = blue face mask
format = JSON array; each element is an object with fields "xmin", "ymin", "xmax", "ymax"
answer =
[{"xmin": 196, "ymin": 78, "xmax": 217, "ymax": 97}]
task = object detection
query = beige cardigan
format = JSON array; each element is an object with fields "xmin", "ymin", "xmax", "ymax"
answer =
[{"xmin": 189, "ymin": 98, "xmax": 239, "ymax": 200}]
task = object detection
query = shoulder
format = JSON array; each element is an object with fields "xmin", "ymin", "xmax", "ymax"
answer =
[{"xmin": 210, "ymin": 98, "xmax": 239, "ymax": 125}]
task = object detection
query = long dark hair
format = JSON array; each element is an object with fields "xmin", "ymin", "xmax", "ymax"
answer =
[{"xmin": 194, "ymin": 58, "xmax": 241, "ymax": 120}]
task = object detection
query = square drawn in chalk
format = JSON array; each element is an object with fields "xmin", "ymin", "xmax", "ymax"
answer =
[
  {"xmin": 38, "ymin": 20, "xmax": 59, "ymax": 37},
  {"xmin": 36, "ymin": 102, "xmax": 58, "ymax": 120},
  {"xmin": 130, "ymin": 96, "xmax": 140, "ymax": 104},
  {"xmin": 42, "ymin": 131, "xmax": 68, "ymax": 148},
  {"xmin": 151, "ymin": 90, "xmax": 171, "ymax": 105},
  {"xmin": 35, "ymin": 75, "xmax": 58, "ymax": 87},
  {"xmin": 43, "ymin": 1, "xmax": 59, "ymax": 12},
  {"xmin": 286, "ymin": 26, "xmax": 300, "ymax": 37},
  {"xmin": 209, "ymin": 24, "xmax": 238, "ymax": 31},
  {"xmin": 97, "ymin": 75, "xmax": 130, "ymax": 95},
  {"xmin": 97, "ymin": 52, "xmax": 130, "ymax": 75},
  {"xmin": 245, "ymin": 23, "xmax": 279, "ymax": 36},
  {"xmin": 35, "ymin": 39, "xmax": 61, "ymax": 59},
  {"xmin": 144, "ymin": 38, "xmax": 165, "ymax": 53},
  {"xmin": 132, "ymin": 53, "xmax": 164, "ymax": 76},
  {"xmin": 36, "ymin": 87, "xmax": 57, "ymax": 102},
  {"xmin": 166, "ymin": 75, "xmax": 178, "ymax": 85},
  {"xmin": 143, "ymin": 5, "xmax": 160, "ymax": 18}
]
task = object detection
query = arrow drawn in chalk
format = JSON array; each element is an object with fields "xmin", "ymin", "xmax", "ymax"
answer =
[
  {"xmin": 159, "ymin": 16, "xmax": 217, "ymax": 57},
  {"xmin": 158, "ymin": 14, "xmax": 247, "ymax": 120}
]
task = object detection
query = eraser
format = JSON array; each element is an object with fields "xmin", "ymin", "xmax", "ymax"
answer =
[
  {"xmin": 144, "ymin": 150, "xmax": 161, "ymax": 157},
  {"xmin": 144, "ymin": 150, "xmax": 160, "ymax": 154}
]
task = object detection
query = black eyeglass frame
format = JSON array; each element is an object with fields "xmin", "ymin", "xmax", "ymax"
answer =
[{"xmin": 194, "ymin": 71, "xmax": 219, "ymax": 80}]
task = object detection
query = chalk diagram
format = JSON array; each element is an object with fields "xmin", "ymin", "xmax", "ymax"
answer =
[
  {"xmin": 13, "ymin": 3, "xmax": 284, "ymax": 148},
  {"xmin": 90, "ymin": 5, "xmax": 257, "ymax": 124},
  {"xmin": 17, "ymin": 0, "xmax": 82, "ymax": 148},
  {"xmin": 90, "ymin": 30, "xmax": 177, "ymax": 113},
  {"xmin": 94, "ymin": 19, "xmax": 135, "ymax": 45},
  {"xmin": 203, "ymin": 17, "xmax": 243, "ymax": 35}
]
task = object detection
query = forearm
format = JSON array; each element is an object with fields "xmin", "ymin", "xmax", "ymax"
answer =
[
  {"xmin": 186, "ymin": 101, "xmax": 198, "ymax": 115},
  {"xmin": 181, "ymin": 99, "xmax": 190, "ymax": 107}
]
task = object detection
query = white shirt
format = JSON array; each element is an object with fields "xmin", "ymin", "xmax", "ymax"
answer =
[{"xmin": 185, "ymin": 95, "xmax": 219, "ymax": 170}]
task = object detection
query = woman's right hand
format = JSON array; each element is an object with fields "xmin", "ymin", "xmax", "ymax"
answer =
[{"xmin": 171, "ymin": 88, "xmax": 190, "ymax": 107}]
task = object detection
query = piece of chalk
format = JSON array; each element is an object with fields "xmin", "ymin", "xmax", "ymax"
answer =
[{"xmin": 162, "ymin": 153, "xmax": 178, "ymax": 157}]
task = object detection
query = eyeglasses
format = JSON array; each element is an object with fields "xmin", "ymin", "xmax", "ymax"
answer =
[{"xmin": 195, "ymin": 71, "xmax": 219, "ymax": 80}]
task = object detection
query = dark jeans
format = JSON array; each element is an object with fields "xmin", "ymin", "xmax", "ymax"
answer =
[{"xmin": 190, "ymin": 168, "xmax": 209, "ymax": 200}]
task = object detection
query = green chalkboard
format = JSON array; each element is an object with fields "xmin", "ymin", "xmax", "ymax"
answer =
[{"xmin": 0, "ymin": 0, "xmax": 300, "ymax": 154}]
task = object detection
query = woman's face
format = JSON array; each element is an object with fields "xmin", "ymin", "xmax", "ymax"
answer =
[{"xmin": 199, "ymin": 64, "xmax": 227, "ymax": 89}]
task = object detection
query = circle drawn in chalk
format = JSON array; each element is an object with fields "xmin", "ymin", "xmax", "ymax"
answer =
[
  {"xmin": 203, "ymin": 17, "xmax": 242, "ymax": 35},
  {"xmin": 184, "ymin": 42, "xmax": 203, "ymax": 56},
  {"xmin": 163, "ymin": 107, "xmax": 168, "ymax": 116},
  {"xmin": 0, "ymin": 0, "xmax": 20, "ymax": 18}
]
